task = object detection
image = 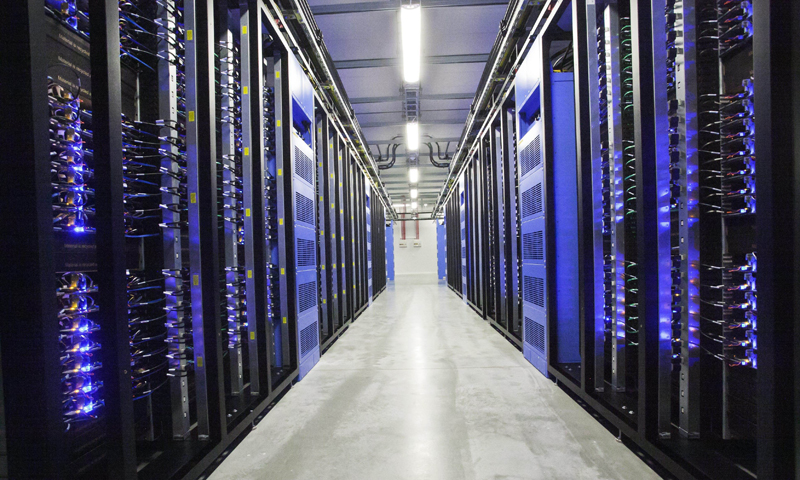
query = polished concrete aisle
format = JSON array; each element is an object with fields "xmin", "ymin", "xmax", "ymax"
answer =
[{"xmin": 208, "ymin": 279, "xmax": 662, "ymax": 480}]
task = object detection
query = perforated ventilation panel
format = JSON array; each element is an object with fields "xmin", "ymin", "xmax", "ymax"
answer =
[
  {"xmin": 295, "ymin": 192, "xmax": 314, "ymax": 226},
  {"xmin": 523, "ymin": 275, "xmax": 545, "ymax": 308},
  {"xmin": 520, "ymin": 134, "xmax": 542, "ymax": 176},
  {"xmin": 297, "ymin": 238, "xmax": 315, "ymax": 267},
  {"xmin": 298, "ymin": 280, "xmax": 317, "ymax": 313},
  {"xmin": 523, "ymin": 230, "xmax": 545, "ymax": 261},
  {"xmin": 293, "ymin": 145, "xmax": 314, "ymax": 184},
  {"xmin": 521, "ymin": 183, "xmax": 543, "ymax": 219},
  {"xmin": 524, "ymin": 316, "xmax": 545, "ymax": 352},
  {"xmin": 299, "ymin": 321, "xmax": 319, "ymax": 357}
]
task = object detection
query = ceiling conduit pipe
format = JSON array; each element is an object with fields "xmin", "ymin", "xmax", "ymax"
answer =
[
  {"xmin": 379, "ymin": 144, "xmax": 401, "ymax": 170},
  {"xmin": 425, "ymin": 142, "xmax": 450, "ymax": 169}
]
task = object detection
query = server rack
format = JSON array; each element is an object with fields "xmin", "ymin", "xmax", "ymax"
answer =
[
  {"xmin": 439, "ymin": 0, "xmax": 799, "ymax": 479},
  {"xmin": 0, "ymin": 0, "xmax": 388, "ymax": 477}
]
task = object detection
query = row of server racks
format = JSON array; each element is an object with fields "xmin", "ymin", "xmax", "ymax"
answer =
[
  {"xmin": 0, "ymin": 0, "xmax": 387, "ymax": 478},
  {"xmin": 443, "ymin": 1, "xmax": 798, "ymax": 479}
]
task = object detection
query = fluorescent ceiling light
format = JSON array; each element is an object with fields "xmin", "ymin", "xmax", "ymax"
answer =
[
  {"xmin": 411, "ymin": 201, "xmax": 418, "ymax": 210},
  {"xmin": 408, "ymin": 167, "xmax": 419, "ymax": 184},
  {"xmin": 406, "ymin": 122, "xmax": 419, "ymax": 151},
  {"xmin": 400, "ymin": 5, "xmax": 421, "ymax": 83},
  {"xmin": 410, "ymin": 188, "xmax": 418, "ymax": 199}
]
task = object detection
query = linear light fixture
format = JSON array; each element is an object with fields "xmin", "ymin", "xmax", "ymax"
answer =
[
  {"xmin": 410, "ymin": 188, "xmax": 418, "ymax": 199},
  {"xmin": 411, "ymin": 201, "xmax": 418, "ymax": 210},
  {"xmin": 400, "ymin": 4, "xmax": 421, "ymax": 83},
  {"xmin": 408, "ymin": 167, "xmax": 419, "ymax": 184},
  {"xmin": 406, "ymin": 122, "xmax": 419, "ymax": 151}
]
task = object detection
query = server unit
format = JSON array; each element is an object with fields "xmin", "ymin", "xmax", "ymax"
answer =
[
  {"xmin": 437, "ymin": 0, "xmax": 797, "ymax": 478},
  {"xmin": 0, "ymin": 0, "xmax": 388, "ymax": 477}
]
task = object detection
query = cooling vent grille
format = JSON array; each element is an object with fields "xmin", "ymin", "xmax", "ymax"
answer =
[
  {"xmin": 293, "ymin": 145, "xmax": 314, "ymax": 184},
  {"xmin": 524, "ymin": 316, "xmax": 545, "ymax": 352},
  {"xmin": 520, "ymin": 135, "xmax": 542, "ymax": 176},
  {"xmin": 523, "ymin": 231, "xmax": 544, "ymax": 261},
  {"xmin": 523, "ymin": 275, "xmax": 545, "ymax": 308},
  {"xmin": 298, "ymin": 281, "xmax": 317, "ymax": 313},
  {"xmin": 297, "ymin": 238, "xmax": 315, "ymax": 267},
  {"xmin": 299, "ymin": 321, "xmax": 319, "ymax": 357},
  {"xmin": 521, "ymin": 183, "xmax": 543, "ymax": 219},
  {"xmin": 295, "ymin": 192, "xmax": 314, "ymax": 226}
]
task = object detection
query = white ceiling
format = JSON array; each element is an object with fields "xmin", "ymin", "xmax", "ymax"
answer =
[{"xmin": 308, "ymin": 0, "xmax": 507, "ymax": 214}]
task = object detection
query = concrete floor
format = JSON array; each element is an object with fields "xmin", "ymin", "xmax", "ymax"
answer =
[{"xmin": 208, "ymin": 277, "xmax": 662, "ymax": 480}]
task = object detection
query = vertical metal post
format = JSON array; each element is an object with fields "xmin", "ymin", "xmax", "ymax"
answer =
[
  {"xmin": 603, "ymin": 5, "xmax": 626, "ymax": 392},
  {"xmin": 219, "ymin": 11, "xmax": 244, "ymax": 397},
  {"xmin": 275, "ymin": 44, "xmax": 296, "ymax": 370},
  {"xmin": 240, "ymin": 1, "xmax": 269, "ymax": 393},
  {"xmin": 502, "ymin": 106, "xmax": 521, "ymax": 336},
  {"xmin": 160, "ymin": 0, "xmax": 191, "ymax": 438},
  {"xmin": 672, "ymin": 0, "xmax": 700, "ymax": 439},
  {"xmin": 88, "ymin": 0, "xmax": 137, "ymax": 475},
  {"xmin": 185, "ymin": 0, "xmax": 224, "ymax": 440},
  {"xmin": 574, "ymin": 0, "xmax": 604, "ymax": 393},
  {"xmin": 630, "ymin": 0, "xmax": 664, "ymax": 438},
  {"xmin": 754, "ymin": 0, "xmax": 796, "ymax": 476},
  {"xmin": 0, "ymin": 2, "xmax": 63, "ymax": 476},
  {"xmin": 317, "ymin": 117, "xmax": 331, "ymax": 339}
]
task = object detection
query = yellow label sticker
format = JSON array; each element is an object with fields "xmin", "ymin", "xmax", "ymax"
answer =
[
  {"xmin": 193, "ymin": 275, "xmax": 199, "ymax": 286},
  {"xmin": 333, "ymin": 264, "xmax": 336, "ymax": 269},
  {"xmin": 242, "ymin": 26, "xmax": 248, "ymax": 34},
  {"xmin": 281, "ymin": 268, "xmax": 285, "ymax": 275},
  {"xmin": 340, "ymin": 209, "xmax": 343, "ymax": 214},
  {"xmin": 331, "ymin": 203, "xmax": 335, "ymax": 209},
  {"xmin": 245, "ymin": 208, "xmax": 251, "ymax": 217},
  {"xmin": 190, "ymin": 192, "xmax": 196, "ymax": 204},
  {"xmin": 243, "ymin": 86, "xmax": 249, "ymax": 95},
  {"xmin": 188, "ymin": 111, "xmax": 195, "ymax": 122},
  {"xmin": 278, "ymin": 168, "xmax": 282, "ymax": 176},
  {"xmin": 334, "ymin": 294, "xmax": 338, "ymax": 299},
  {"xmin": 283, "ymin": 317, "xmax": 287, "ymax": 324},
  {"xmin": 250, "ymin": 332, "xmax": 255, "ymax": 340},
  {"xmin": 341, "ymin": 263, "xmax": 345, "ymax": 268},
  {"xmin": 186, "ymin": 30, "xmax": 193, "ymax": 41},
  {"xmin": 332, "ymin": 234, "xmax": 335, "ymax": 239},
  {"xmin": 323, "ymin": 299, "xmax": 327, "ymax": 304},
  {"xmin": 197, "ymin": 356, "xmax": 203, "ymax": 367},
  {"xmin": 244, "ymin": 147, "xmax": 250, "ymax": 156},
  {"xmin": 247, "ymin": 270, "xmax": 252, "ymax": 278},
  {"xmin": 275, "ymin": 71, "xmax": 280, "ymax": 79},
  {"xmin": 279, "ymin": 218, "xmax": 284, "ymax": 225},
  {"xmin": 322, "ymin": 265, "xmax": 325, "ymax": 270},
  {"xmin": 339, "ymin": 182, "xmax": 343, "ymax": 187},
  {"xmin": 321, "ymin": 230, "xmax": 324, "ymax": 235},
  {"xmin": 330, "ymin": 174, "xmax": 334, "ymax": 179},
  {"xmin": 276, "ymin": 120, "xmax": 281, "ymax": 127}
]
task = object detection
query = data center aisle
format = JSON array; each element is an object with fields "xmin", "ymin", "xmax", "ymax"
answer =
[{"xmin": 207, "ymin": 279, "xmax": 661, "ymax": 480}]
